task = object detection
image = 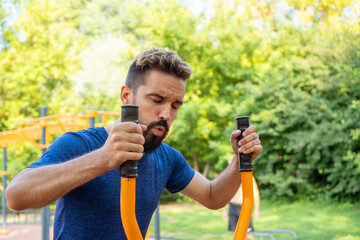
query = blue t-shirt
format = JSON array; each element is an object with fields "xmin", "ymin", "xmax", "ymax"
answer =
[{"xmin": 29, "ymin": 127, "xmax": 195, "ymax": 240}]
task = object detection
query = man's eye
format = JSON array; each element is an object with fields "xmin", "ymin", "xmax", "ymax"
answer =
[
  {"xmin": 172, "ymin": 105, "xmax": 178, "ymax": 110},
  {"xmin": 153, "ymin": 99, "xmax": 162, "ymax": 103}
]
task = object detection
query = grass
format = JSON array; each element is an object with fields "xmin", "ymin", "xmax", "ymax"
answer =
[{"xmin": 148, "ymin": 199, "xmax": 360, "ymax": 240}]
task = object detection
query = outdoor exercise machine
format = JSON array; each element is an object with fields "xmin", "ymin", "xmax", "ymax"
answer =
[
  {"xmin": 0, "ymin": 106, "xmax": 121, "ymax": 239},
  {"xmin": 120, "ymin": 105, "xmax": 255, "ymax": 240},
  {"xmin": 1, "ymin": 105, "xmax": 292, "ymax": 240}
]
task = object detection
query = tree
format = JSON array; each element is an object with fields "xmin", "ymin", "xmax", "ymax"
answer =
[
  {"xmin": 2, "ymin": 0, "xmax": 358, "ymax": 201},
  {"xmin": 0, "ymin": 0, "xmax": 87, "ymax": 177}
]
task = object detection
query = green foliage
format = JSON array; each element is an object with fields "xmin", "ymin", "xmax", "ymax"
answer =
[
  {"xmin": 1, "ymin": 0, "xmax": 359, "ymax": 202},
  {"xmin": 0, "ymin": 0, "xmax": 85, "ymax": 128},
  {"xmin": 248, "ymin": 26, "xmax": 360, "ymax": 201},
  {"xmin": 166, "ymin": 99, "xmax": 233, "ymax": 176},
  {"xmin": 0, "ymin": 0, "xmax": 88, "ymax": 177}
]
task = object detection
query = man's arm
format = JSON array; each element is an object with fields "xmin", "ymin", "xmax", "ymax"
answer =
[
  {"xmin": 180, "ymin": 126, "xmax": 262, "ymax": 210},
  {"xmin": 5, "ymin": 122, "xmax": 146, "ymax": 211},
  {"xmin": 6, "ymin": 149, "xmax": 108, "ymax": 210},
  {"xmin": 181, "ymin": 155, "xmax": 241, "ymax": 210}
]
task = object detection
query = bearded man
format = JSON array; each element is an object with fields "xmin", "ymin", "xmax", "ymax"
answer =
[{"xmin": 6, "ymin": 47, "xmax": 263, "ymax": 239}]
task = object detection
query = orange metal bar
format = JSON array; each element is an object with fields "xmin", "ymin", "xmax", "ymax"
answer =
[
  {"xmin": 19, "ymin": 125, "xmax": 49, "ymax": 149},
  {"xmin": 120, "ymin": 178, "xmax": 143, "ymax": 240},
  {"xmin": 19, "ymin": 114, "xmax": 87, "ymax": 126},
  {"xmin": 96, "ymin": 110, "xmax": 122, "ymax": 117},
  {"xmin": 233, "ymin": 172, "xmax": 254, "ymax": 240}
]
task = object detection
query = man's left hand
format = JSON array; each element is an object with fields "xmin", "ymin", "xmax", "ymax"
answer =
[{"xmin": 230, "ymin": 125, "xmax": 263, "ymax": 161}]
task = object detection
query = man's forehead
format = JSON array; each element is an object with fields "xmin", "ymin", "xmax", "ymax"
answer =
[
  {"xmin": 147, "ymin": 92, "xmax": 184, "ymax": 104},
  {"xmin": 139, "ymin": 80, "xmax": 185, "ymax": 97}
]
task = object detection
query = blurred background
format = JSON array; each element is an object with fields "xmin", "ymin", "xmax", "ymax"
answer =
[{"xmin": 0, "ymin": 0, "xmax": 359, "ymax": 239}]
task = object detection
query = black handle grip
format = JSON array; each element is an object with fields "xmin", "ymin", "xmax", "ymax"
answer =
[
  {"xmin": 120, "ymin": 105, "xmax": 139, "ymax": 178},
  {"xmin": 236, "ymin": 116, "xmax": 253, "ymax": 172}
]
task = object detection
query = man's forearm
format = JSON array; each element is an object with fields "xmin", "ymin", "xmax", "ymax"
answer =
[
  {"xmin": 209, "ymin": 155, "xmax": 242, "ymax": 209},
  {"xmin": 5, "ymin": 148, "xmax": 108, "ymax": 211}
]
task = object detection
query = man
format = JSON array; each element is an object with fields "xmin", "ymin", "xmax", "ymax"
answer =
[
  {"xmin": 6, "ymin": 47, "xmax": 263, "ymax": 239},
  {"xmin": 222, "ymin": 176, "xmax": 260, "ymax": 240}
]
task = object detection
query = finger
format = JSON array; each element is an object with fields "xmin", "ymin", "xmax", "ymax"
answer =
[
  {"xmin": 139, "ymin": 124, "xmax": 147, "ymax": 132},
  {"xmin": 121, "ymin": 152, "xmax": 144, "ymax": 161},
  {"xmin": 114, "ymin": 122, "xmax": 144, "ymax": 134},
  {"xmin": 127, "ymin": 133, "xmax": 145, "ymax": 145},
  {"xmin": 128, "ymin": 122, "xmax": 146, "ymax": 135},
  {"xmin": 230, "ymin": 130, "xmax": 241, "ymax": 143},
  {"xmin": 242, "ymin": 125, "xmax": 256, "ymax": 137},
  {"xmin": 239, "ymin": 133, "xmax": 259, "ymax": 146},
  {"xmin": 243, "ymin": 145, "xmax": 263, "ymax": 157},
  {"xmin": 116, "ymin": 142, "xmax": 144, "ymax": 153},
  {"xmin": 239, "ymin": 139, "xmax": 261, "ymax": 154},
  {"xmin": 110, "ymin": 130, "xmax": 145, "ymax": 145}
]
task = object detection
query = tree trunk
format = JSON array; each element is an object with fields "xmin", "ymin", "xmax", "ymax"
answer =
[
  {"xmin": 193, "ymin": 153, "xmax": 199, "ymax": 172},
  {"xmin": 202, "ymin": 161, "xmax": 210, "ymax": 178}
]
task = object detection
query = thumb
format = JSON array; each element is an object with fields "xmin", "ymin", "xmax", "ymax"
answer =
[{"xmin": 139, "ymin": 124, "xmax": 147, "ymax": 132}]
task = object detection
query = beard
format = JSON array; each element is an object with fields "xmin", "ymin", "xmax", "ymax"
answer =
[{"xmin": 143, "ymin": 119, "xmax": 169, "ymax": 154}]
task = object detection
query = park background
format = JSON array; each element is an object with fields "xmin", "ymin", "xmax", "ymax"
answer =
[{"xmin": 0, "ymin": 0, "xmax": 359, "ymax": 239}]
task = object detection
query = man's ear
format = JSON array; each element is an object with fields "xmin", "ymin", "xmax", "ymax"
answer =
[{"xmin": 121, "ymin": 85, "xmax": 132, "ymax": 105}]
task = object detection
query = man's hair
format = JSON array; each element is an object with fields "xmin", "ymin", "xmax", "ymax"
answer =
[{"xmin": 125, "ymin": 47, "xmax": 192, "ymax": 93}]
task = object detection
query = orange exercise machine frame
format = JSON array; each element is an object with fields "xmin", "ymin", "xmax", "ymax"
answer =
[
  {"xmin": 119, "ymin": 105, "xmax": 143, "ymax": 239},
  {"xmin": 233, "ymin": 116, "xmax": 254, "ymax": 240},
  {"xmin": 233, "ymin": 171, "xmax": 254, "ymax": 240},
  {"xmin": 119, "ymin": 106, "xmax": 254, "ymax": 240}
]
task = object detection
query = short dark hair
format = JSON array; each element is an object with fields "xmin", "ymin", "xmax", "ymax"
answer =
[{"xmin": 125, "ymin": 47, "xmax": 192, "ymax": 93}]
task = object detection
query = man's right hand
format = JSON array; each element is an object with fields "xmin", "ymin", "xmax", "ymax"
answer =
[
  {"xmin": 101, "ymin": 122, "xmax": 147, "ymax": 170},
  {"xmin": 5, "ymin": 122, "xmax": 148, "ymax": 211}
]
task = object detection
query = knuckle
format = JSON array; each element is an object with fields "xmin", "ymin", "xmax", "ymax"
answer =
[
  {"xmin": 250, "ymin": 133, "xmax": 257, "ymax": 139},
  {"xmin": 112, "ymin": 134, "xmax": 123, "ymax": 142},
  {"xmin": 129, "ymin": 122, "xmax": 138, "ymax": 130},
  {"xmin": 116, "ymin": 151, "xmax": 124, "ymax": 161},
  {"xmin": 122, "ymin": 122, "xmax": 136, "ymax": 131},
  {"xmin": 111, "ymin": 123, "xmax": 121, "ymax": 130},
  {"xmin": 115, "ymin": 141, "xmax": 124, "ymax": 150}
]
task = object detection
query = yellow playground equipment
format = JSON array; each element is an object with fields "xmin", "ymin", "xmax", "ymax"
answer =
[{"xmin": 0, "ymin": 106, "xmax": 121, "ymax": 239}]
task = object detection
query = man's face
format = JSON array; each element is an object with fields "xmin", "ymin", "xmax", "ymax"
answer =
[{"xmin": 123, "ymin": 69, "xmax": 185, "ymax": 153}]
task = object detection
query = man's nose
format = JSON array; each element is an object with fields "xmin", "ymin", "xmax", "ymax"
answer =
[{"xmin": 158, "ymin": 105, "xmax": 171, "ymax": 122}]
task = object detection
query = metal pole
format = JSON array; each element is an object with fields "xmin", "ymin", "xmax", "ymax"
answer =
[
  {"xmin": 99, "ymin": 108, "xmax": 105, "ymax": 125},
  {"xmin": 2, "ymin": 147, "xmax": 7, "ymax": 233},
  {"xmin": 88, "ymin": 108, "xmax": 95, "ymax": 128},
  {"xmin": 154, "ymin": 202, "xmax": 160, "ymax": 240},
  {"xmin": 40, "ymin": 106, "xmax": 50, "ymax": 240}
]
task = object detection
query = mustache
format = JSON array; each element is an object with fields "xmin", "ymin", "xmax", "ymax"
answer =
[{"xmin": 143, "ymin": 120, "xmax": 169, "ymax": 135}]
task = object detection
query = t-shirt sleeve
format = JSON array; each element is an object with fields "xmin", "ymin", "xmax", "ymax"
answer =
[
  {"xmin": 28, "ymin": 132, "xmax": 91, "ymax": 168},
  {"xmin": 165, "ymin": 150, "xmax": 195, "ymax": 194}
]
